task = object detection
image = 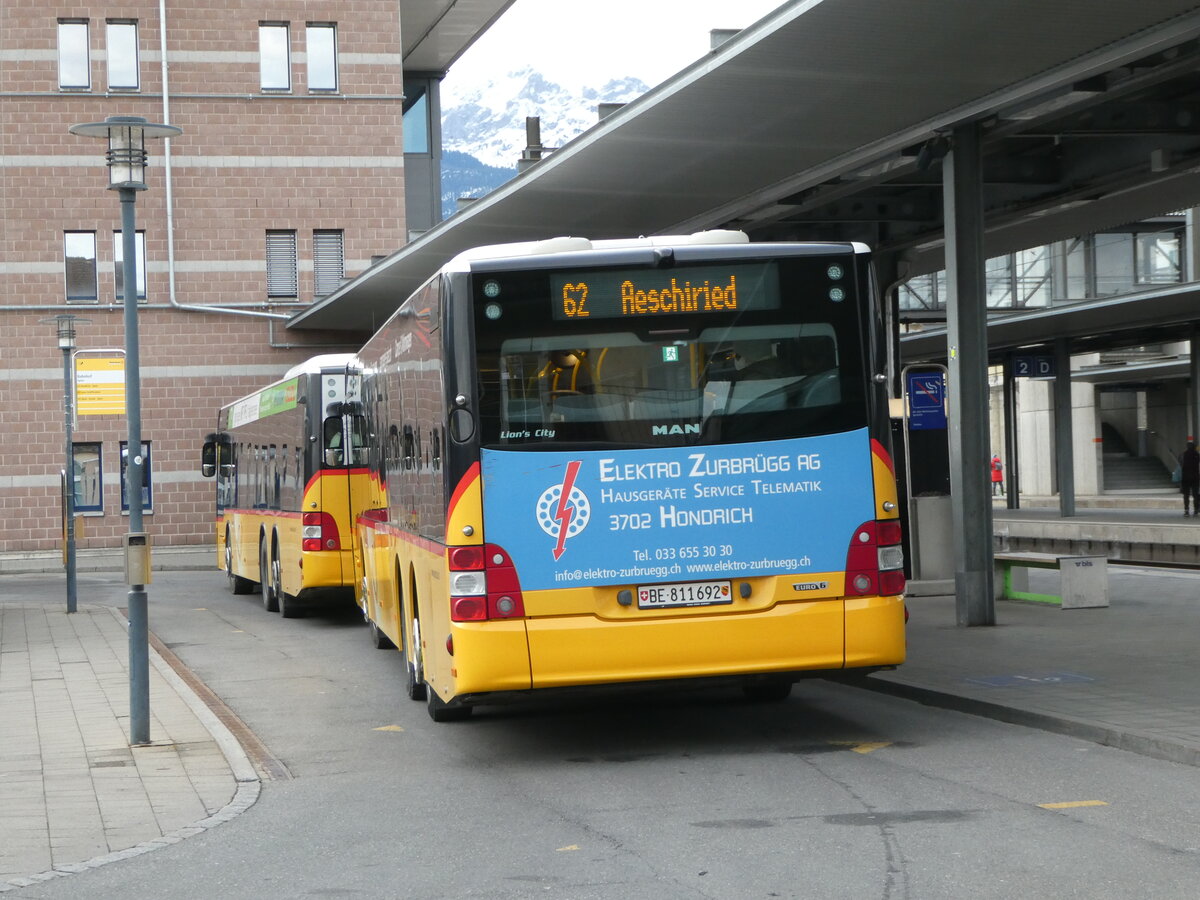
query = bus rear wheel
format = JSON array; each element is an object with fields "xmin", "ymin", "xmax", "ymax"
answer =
[
  {"xmin": 226, "ymin": 532, "xmax": 254, "ymax": 595},
  {"xmin": 259, "ymin": 537, "xmax": 279, "ymax": 613},
  {"xmin": 741, "ymin": 678, "xmax": 792, "ymax": 703},
  {"xmin": 368, "ymin": 619, "xmax": 393, "ymax": 649},
  {"xmin": 403, "ymin": 605, "xmax": 426, "ymax": 701}
]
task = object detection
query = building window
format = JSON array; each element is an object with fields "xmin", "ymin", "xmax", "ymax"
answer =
[
  {"xmin": 313, "ymin": 230, "xmax": 344, "ymax": 296},
  {"xmin": 105, "ymin": 21, "xmax": 139, "ymax": 90},
  {"xmin": 306, "ymin": 23, "xmax": 338, "ymax": 91},
  {"xmin": 58, "ymin": 20, "xmax": 90, "ymax": 90},
  {"xmin": 120, "ymin": 441, "xmax": 152, "ymax": 513},
  {"xmin": 64, "ymin": 232, "xmax": 98, "ymax": 303},
  {"xmin": 403, "ymin": 87, "xmax": 430, "ymax": 154},
  {"xmin": 1136, "ymin": 231, "xmax": 1182, "ymax": 285},
  {"xmin": 113, "ymin": 230, "xmax": 147, "ymax": 300},
  {"xmin": 266, "ymin": 230, "xmax": 298, "ymax": 297},
  {"xmin": 72, "ymin": 442, "xmax": 103, "ymax": 514},
  {"xmin": 1094, "ymin": 233, "xmax": 1135, "ymax": 298},
  {"xmin": 259, "ymin": 23, "xmax": 291, "ymax": 91}
]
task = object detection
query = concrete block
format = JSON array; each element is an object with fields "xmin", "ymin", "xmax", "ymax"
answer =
[{"xmin": 1059, "ymin": 555, "xmax": 1108, "ymax": 609}]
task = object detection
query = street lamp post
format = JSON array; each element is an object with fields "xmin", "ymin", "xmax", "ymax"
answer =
[
  {"xmin": 69, "ymin": 115, "xmax": 181, "ymax": 746},
  {"xmin": 44, "ymin": 314, "xmax": 88, "ymax": 614}
]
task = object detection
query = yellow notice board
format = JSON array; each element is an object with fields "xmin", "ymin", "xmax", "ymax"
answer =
[{"xmin": 75, "ymin": 354, "xmax": 126, "ymax": 416}]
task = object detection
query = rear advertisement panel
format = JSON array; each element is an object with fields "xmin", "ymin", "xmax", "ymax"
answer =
[{"xmin": 481, "ymin": 429, "xmax": 874, "ymax": 592}]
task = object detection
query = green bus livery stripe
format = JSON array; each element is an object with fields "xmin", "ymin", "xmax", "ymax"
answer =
[{"xmin": 226, "ymin": 378, "xmax": 300, "ymax": 429}]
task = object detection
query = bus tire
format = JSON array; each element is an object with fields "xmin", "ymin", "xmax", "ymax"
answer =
[
  {"xmin": 741, "ymin": 678, "xmax": 792, "ymax": 702},
  {"xmin": 260, "ymin": 536, "xmax": 279, "ymax": 613},
  {"xmin": 403, "ymin": 592, "xmax": 427, "ymax": 701},
  {"xmin": 273, "ymin": 538, "xmax": 301, "ymax": 618},
  {"xmin": 426, "ymin": 682, "xmax": 471, "ymax": 723},
  {"xmin": 226, "ymin": 531, "xmax": 254, "ymax": 595},
  {"xmin": 368, "ymin": 619, "xmax": 393, "ymax": 649}
]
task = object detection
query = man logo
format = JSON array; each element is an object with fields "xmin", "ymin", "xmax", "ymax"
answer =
[{"xmin": 652, "ymin": 423, "xmax": 701, "ymax": 436}]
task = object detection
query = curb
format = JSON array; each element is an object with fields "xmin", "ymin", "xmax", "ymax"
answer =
[
  {"xmin": 858, "ymin": 674, "xmax": 1200, "ymax": 769},
  {"xmin": 0, "ymin": 547, "xmax": 215, "ymax": 576}
]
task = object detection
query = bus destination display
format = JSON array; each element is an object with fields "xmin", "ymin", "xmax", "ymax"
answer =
[{"xmin": 550, "ymin": 263, "xmax": 780, "ymax": 321}]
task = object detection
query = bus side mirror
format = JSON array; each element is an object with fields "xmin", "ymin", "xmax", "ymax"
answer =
[{"xmin": 201, "ymin": 439, "xmax": 217, "ymax": 478}]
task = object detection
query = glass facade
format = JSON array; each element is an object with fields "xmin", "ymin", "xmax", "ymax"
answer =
[{"xmin": 899, "ymin": 223, "xmax": 1187, "ymax": 312}]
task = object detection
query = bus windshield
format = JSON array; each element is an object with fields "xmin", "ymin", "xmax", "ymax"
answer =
[{"xmin": 473, "ymin": 255, "xmax": 867, "ymax": 447}]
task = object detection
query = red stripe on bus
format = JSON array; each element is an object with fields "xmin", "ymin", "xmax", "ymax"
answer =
[
  {"xmin": 448, "ymin": 462, "xmax": 481, "ymax": 521},
  {"xmin": 302, "ymin": 467, "xmax": 369, "ymax": 495},
  {"xmin": 871, "ymin": 438, "xmax": 895, "ymax": 474},
  {"xmin": 222, "ymin": 508, "xmax": 302, "ymax": 520},
  {"xmin": 358, "ymin": 517, "xmax": 443, "ymax": 556}
]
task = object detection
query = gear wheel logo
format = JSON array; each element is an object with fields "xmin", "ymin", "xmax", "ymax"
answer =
[{"xmin": 535, "ymin": 460, "xmax": 590, "ymax": 559}]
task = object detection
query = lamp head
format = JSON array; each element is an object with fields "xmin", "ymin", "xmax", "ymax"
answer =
[{"xmin": 68, "ymin": 115, "xmax": 182, "ymax": 189}]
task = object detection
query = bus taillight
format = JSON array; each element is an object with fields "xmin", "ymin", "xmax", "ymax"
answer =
[
  {"xmin": 448, "ymin": 543, "xmax": 525, "ymax": 622},
  {"xmin": 844, "ymin": 520, "xmax": 906, "ymax": 597},
  {"xmin": 302, "ymin": 512, "xmax": 341, "ymax": 551}
]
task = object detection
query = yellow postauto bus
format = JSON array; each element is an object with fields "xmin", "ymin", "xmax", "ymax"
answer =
[
  {"xmin": 201, "ymin": 354, "xmax": 370, "ymax": 617},
  {"xmin": 354, "ymin": 231, "xmax": 906, "ymax": 720}
]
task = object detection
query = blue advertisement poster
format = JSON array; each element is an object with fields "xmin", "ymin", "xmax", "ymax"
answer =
[{"xmin": 481, "ymin": 430, "xmax": 876, "ymax": 591}]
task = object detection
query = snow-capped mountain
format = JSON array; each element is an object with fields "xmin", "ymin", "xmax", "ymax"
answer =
[{"xmin": 440, "ymin": 67, "xmax": 650, "ymax": 217}]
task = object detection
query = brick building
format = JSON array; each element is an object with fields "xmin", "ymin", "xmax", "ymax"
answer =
[{"xmin": 0, "ymin": 2, "xmax": 475, "ymax": 553}]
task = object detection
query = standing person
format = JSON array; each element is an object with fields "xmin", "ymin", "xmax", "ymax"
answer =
[
  {"xmin": 1180, "ymin": 439, "xmax": 1200, "ymax": 517},
  {"xmin": 990, "ymin": 455, "xmax": 1004, "ymax": 496}
]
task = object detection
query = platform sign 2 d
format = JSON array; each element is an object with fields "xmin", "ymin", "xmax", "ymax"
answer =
[
  {"xmin": 906, "ymin": 370, "xmax": 947, "ymax": 431},
  {"xmin": 1012, "ymin": 355, "xmax": 1056, "ymax": 378}
]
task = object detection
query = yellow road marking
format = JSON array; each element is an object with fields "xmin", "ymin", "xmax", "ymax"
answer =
[
  {"xmin": 556, "ymin": 845, "xmax": 580, "ymax": 852},
  {"xmin": 1038, "ymin": 800, "xmax": 1108, "ymax": 809},
  {"xmin": 373, "ymin": 725, "xmax": 405, "ymax": 732},
  {"xmin": 851, "ymin": 742, "xmax": 891, "ymax": 754},
  {"xmin": 829, "ymin": 740, "xmax": 892, "ymax": 754}
]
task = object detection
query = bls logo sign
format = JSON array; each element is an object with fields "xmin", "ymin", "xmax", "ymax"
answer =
[{"xmin": 536, "ymin": 460, "xmax": 591, "ymax": 559}]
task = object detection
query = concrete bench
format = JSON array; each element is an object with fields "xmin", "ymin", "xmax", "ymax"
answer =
[{"xmin": 993, "ymin": 551, "xmax": 1109, "ymax": 609}]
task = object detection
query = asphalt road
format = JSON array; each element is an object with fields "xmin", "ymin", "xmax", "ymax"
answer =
[{"xmin": 12, "ymin": 570, "xmax": 1200, "ymax": 899}]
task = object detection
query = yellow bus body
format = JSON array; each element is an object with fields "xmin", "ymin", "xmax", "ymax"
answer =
[
  {"xmin": 363, "ymin": 443, "xmax": 905, "ymax": 707},
  {"xmin": 219, "ymin": 468, "xmax": 366, "ymax": 598}
]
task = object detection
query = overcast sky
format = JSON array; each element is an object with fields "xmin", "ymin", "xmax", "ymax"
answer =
[{"xmin": 442, "ymin": 0, "xmax": 788, "ymax": 102}]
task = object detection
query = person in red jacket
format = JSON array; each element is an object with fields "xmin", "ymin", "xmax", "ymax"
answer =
[
  {"xmin": 990, "ymin": 455, "xmax": 1004, "ymax": 496},
  {"xmin": 1180, "ymin": 439, "xmax": 1200, "ymax": 517}
]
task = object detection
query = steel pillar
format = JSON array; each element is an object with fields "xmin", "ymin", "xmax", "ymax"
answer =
[
  {"xmin": 1054, "ymin": 336, "xmax": 1076, "ymax": 518},
  {"xmin": 1003, "ymin": 351, "xmax": 1019, "ymax": 509},
  {"xmin": 943, "ymin": 122, "xmax": 995, "ymax": 626}
]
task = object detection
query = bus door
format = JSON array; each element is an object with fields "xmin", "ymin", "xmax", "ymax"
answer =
[{"xmin": 317, "ymin": 367, "xmax": 366, "ymax": 583}]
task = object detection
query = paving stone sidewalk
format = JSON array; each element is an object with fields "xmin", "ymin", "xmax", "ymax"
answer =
[
  {"xmin": 868, "ymin": 564, "xmax": 1200, "ymax": 767},
  {"xmin": 0, "ymin": 599, "xmax": 257, "ymax": 891}
]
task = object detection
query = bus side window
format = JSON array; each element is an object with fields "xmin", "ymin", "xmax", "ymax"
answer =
[
  {"xmin": 349, "ymin": 415, "xmax": 370, "ymax": 466},
  {"xmin": 323, "ymin": 416, "xmax": 344, "ymax": 466}
]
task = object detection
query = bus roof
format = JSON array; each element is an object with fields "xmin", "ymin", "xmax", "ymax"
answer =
[
  {"xmin": 283, "ymin": 353, "xmax": 361, "ymax": 379},
  {"xmin": 444, "ymin": 230, "xmax": 751, "ymax": 272},
  {"xmin": 444, "ymin": 231, "xmax": 870, "ymax": 274}
]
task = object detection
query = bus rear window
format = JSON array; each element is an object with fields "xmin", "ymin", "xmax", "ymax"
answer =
[{"xmin": 473, "ymin": 256, "xmax": 867, "ymax": 447}]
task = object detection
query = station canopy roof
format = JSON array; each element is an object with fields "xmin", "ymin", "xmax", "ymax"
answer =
[
  {"xmin": 295, "ymin": 0, "xmax": 1200, "ymax": 336},
  {"xmin": 401, "ymin": 0, "xmax": 515, "ymax": 72}
]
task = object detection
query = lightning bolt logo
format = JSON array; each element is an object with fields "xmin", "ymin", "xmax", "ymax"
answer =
[
  {"xmin": 536, "ymin": 460, "xmax": 591, "ymax": 560},
  {"xmin": 552, "ymin": 461, "xmax": 582, "ymax": 560}
]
